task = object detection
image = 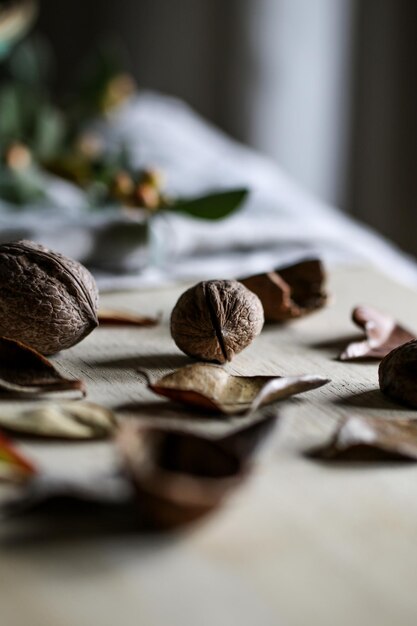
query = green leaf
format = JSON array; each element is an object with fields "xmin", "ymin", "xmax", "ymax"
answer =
[
  {"xmin": 171, "ymin": 188, "xmax": 249, "ymax": 221},
  {"xmin": 0, "ymin": 82, "xmax": 47, "ymax": 146},
  {"xmin": 0, "ymin": 167, "xmax": 46, "ymax": 205},
  {"xmin": 0, "ymin": 83, "xmax": 22, "ymax": 139},
  {"xmin": 8, "ymin": 35, "xmax": 53, "ymax": 88},
  {"xmin": 33, "ymin": 104, "xmax": 66, "ymax": 160}
]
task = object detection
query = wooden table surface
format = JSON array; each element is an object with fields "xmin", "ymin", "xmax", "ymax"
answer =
[{"xmin": 1, "ymin": 266, "xmax": 417, "ymax": 626}]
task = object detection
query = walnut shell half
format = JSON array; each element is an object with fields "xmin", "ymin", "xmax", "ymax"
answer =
[
  {"xmin": 379, "ymin": 339, "xmax": 417, "ymax": 408},
  {"xmin": 170, "ymin": 280, "xmax": 264, "ymax": 363},
  {"xmin": 0, "ymin": 240, "xmax": 98, "ymax": 354}
]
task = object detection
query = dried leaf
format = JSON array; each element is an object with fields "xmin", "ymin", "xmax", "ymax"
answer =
[
  {"xmin": 0, "ymin": 402, "xmax": 116, "ymax": 439},
  {"xmin": 0, "ymin": 433, "xmax": 37, "ymax": 482},
  {"xmin": 214, "ymin": 411, "xmax": 278, "ymax": 460},
  {"xmin": 339, "ymin": 305, "xmax": 414, "ymax": 361},
  {"xmin": 144, "ymin": 363, "xmax": 329, "ymax": 415},
  {"xmin": 98, "ymin": 308, "xmax": 159, "ymax": 327},
  {"xmin": 0, "ymin": 337, "xmax": 86, "ymax": 397},
  {"xmin": 2, "ymin": 415, "xmax": 277, "ymax": 531},
  {"xmin": 241, "ymin": 258, "xmax": 327, "ymax": 322},
  {"xmin": 117, "ymin": 413, "xmax": 277, "ymax": 529},
  {"xmin": 310, "ymin": 415, "xmax": 417, "ymax": 461}
]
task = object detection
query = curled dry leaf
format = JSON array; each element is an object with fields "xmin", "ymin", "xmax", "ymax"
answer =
[
  {"xmin": 241, "ymin": 258, "xmax": 327, "ymax": 322},
  {"xmin": 339, "ymin": 305, "xmax": 414, "ymax": 361},
  {"xmin": 98, "ymin": 309, "xmax": 159, "ymax": 327},
  {"xmin": 117, "ymin": 413, "xmax": 278, "ymax": 529},
  {"xmin": 0, "ymin": 402, "xmax": 116, "ymax": 439},
  {"xmin": 310, "ymin": 415, "xmax": 417, "ymax": 461},
  {"xmin": 0, "ymin": 337, "xmax": 85, "ymax": 398},
  {"xmin": 379, "ymin": 339, "xmax": 417, "ymax": 408},
  {"xmin": 143, "ymin": 363, "xmax": 329, "ymax": 414},
  {"xmin": 2, "ymin": 414, "xmax": 277, "ymax": 530},
  {"xmin": 0, "ymin": 433, "xmax": 37, "ymax": 482}
]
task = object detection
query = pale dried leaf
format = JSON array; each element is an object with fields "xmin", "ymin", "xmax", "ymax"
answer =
[
  {"xmin": 98, "ymin": 309, "xmax": 159, "ymax": 327},
  {"xmin": 310, "ymin": 415, "xmax": 417, "ymax": 461},
  {"xmin": 0, "ymin": 337, "xmax": 86, "ymax": 397},
  {"xmin": 0, "ymin": 402, "xmax": 116, "ymax": 439},
  {"xmin": 144, "ymin": 363, "xmax": 329, "ymax": 414},
  {"xmin": 339, "ymin": 305, "xmax": 414, "ymax": 360}
]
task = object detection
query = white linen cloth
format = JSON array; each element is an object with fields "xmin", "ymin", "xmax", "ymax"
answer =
[{"xmin": 0, "ymin": 91, "xmax": 416, "ymax": 291}]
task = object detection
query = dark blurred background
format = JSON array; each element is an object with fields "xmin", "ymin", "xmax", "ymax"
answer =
[{"xmin": 26, "ymin": 0, "xmax": 417, "ymax": 257}]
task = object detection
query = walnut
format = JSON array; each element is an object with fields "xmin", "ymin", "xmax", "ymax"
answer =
[
  {"xmin": 379, "ymin": 340, "xmax": 417, "ymax": 407},
  {"xmin": 170, "ymin": 280, "xmax": 264, "ymax": 363},
  {"xmin": 0, "ymin": 240, "xmax": 98, "ymax": 354}
]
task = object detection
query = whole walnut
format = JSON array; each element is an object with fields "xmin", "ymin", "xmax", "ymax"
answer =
[
  {"xmin": 170, "ymin": 280, "xmax": 264, "ymax": 363},
  {"xmin": 0, "ymin": 240, "xmax": 98, "ymax": 354},
  {"xmin": 379, "ymin": 339, "xmax": 417, "ymax": 407}
]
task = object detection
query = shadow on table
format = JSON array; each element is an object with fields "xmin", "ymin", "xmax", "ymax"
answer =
[
  {"xmin": 333, "ymin": 388, "xmax": 408, "ymax": 411},
  {"xmin": 309, "ymin": 333, "xmax": 382, "ymax": 361},
  {"xmin": 306, "ymin": 448, "xmax": 415, "ymax": 466},
  {"xmin": 310, "ymin": 333, "xmax": 361, "ymax": 350},
  {"xmin": 116, "ymin": 399, "xmax": 224, "ymax": 421},
  {"xmin": 0, "ymin": 498, "xmax": 187, "ymax": 550},
  {"xmin": 90, "ymin": 353, "xmax": 191, "ymax": 371}
]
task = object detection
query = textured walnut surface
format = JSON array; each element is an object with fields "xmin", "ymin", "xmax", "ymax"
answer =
[
  {"xmin": 170, "ymin": 279, "xmax": 264, "ymax": 363},
  {"xmin": 379, "ymin": 339, "xmax": 417, "ymax": 407},
  {"xmin": 0, "ymin": 240, "xmax": 98, "ymax": 354}
]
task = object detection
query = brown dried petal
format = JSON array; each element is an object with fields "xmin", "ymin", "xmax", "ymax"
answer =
[
  {"xmin": 144, "ymin": 363, "xmax": 329, "ymax": 414},
  {"xmin": 170, "ymin": 280, "xmax": 264, "ymax": 364},
  {"xmin": 98, "ymin": 308, "xmax": 159, "ymax": 327},
  {"xmin": 0, "ymin": 337, "xmax": 85, "ymax": 398},
  {"xmin": 241, "ymin": 258, "xmax": 327, "ymax": 322},
  {"xmin": 0, "ymin": 433, "xmax": 37, "ymax": 482},
  {"xmin": 117, "ymin": 413, "xmax": 277, "ymax": 529},
  {"xmin": 310, "ymin": 415, "xmax": 417, "ymax": 461},
  {"xmin": 0, "ymin": 401, "xmax": 116, "ymax": 439},
  {"xmin": 339, "ymin": 305, "xmax": 414, "ymax": 361},
  {"xmin": 379, "ymin": 339, "xmax": 417, "ymax": 408},
  {"xmin": 2, "ymin": 416, "xmax": 277, "ymax": 530},
  {"xmin": 0, "ymin": 240, "xmax": 98, "ymax": 354}
]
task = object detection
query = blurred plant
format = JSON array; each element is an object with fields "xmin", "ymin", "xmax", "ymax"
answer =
[
  {"xmin": 0, "ymin": 29, "xmax": 248, "ymax": 220},
  {"xmin": 0, "ymin": 0, "xmax": 37, "ymax": 59}
]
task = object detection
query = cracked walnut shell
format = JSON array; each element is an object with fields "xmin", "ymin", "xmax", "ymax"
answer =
[
  {"xmin": 170, "ymin": 280, "xmax": 264, "ymax": 363},
  {"xmin": 0, "ymin": 240, "xmax": 98, "ymax": 354},
  {"xmin": 241, "ymin": 259, "xmax": 327, "ymax": 322}
]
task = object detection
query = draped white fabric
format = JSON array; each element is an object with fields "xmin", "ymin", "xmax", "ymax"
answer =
[{"xmin": 0, "ymin": 92, "xmax": 416, "ymax": 291}]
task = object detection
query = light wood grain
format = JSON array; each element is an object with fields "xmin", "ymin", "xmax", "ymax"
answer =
[{"xmin": 1, "ymin": 266, "xmax": 417, "ymax": 626}]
